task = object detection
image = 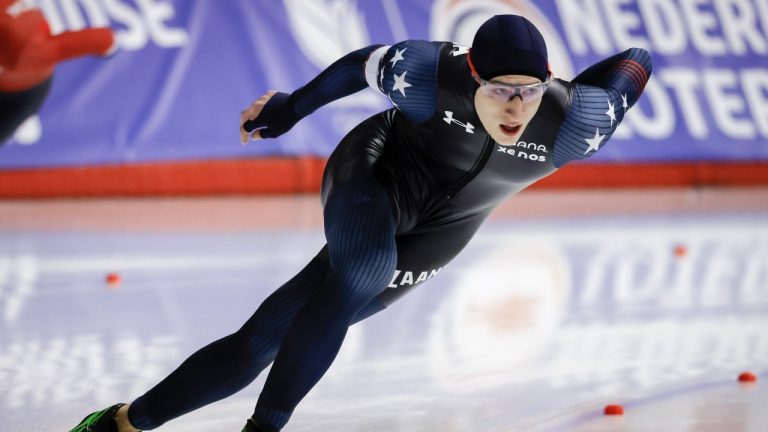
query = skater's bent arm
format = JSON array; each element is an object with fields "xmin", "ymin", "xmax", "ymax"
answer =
[
  {"xmin": 572, "ymin": 47, "xmax": 652, "ymax": 110},
  {"xmin": 551, "ymin": 48, "xmax": 652, "ymax": 167}
]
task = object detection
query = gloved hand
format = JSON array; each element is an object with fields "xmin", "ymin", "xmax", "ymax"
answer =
[{"xmin": 240, "ymin": 91, "xmax": 300, "ymax": 144}]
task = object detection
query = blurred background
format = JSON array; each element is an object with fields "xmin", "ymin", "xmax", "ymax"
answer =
[
  {"xmin": 1, "ymin": 1, "xmax": 767, "ymax": 431},
  {"xmin": 1, "ymin": 0, "xmax": 767, "ymax": 195}
]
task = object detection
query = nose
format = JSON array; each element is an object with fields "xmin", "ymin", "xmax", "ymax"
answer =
[{"xmin": 504, "ymin": 96, "xmax": 524, "ymax": 120}]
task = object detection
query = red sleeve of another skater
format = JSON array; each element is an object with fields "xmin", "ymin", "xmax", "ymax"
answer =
[{"xmin": 49, "ymin": 27, "xmax": 115, "ymax": 63}]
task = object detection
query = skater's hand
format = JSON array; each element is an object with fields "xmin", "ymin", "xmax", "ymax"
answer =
[
  {"xmin": 240, "ymin": 90, "xmax": 300, "ymax": 144},
  {"xmin": 240, "ymin": 90, "xmax": 277, "ymax": 144}
]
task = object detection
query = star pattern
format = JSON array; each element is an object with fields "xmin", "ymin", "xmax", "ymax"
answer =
[
  {"xmin": 392, "ymin": 71, "xmax": 412, "ymax": 97},
  {"xmin": 622, "ymin": 93, "xmax": 629, "ymax": 111},
  {"xmin": 389, "ymin": 48, "xmax": 406, "ymax": 68},
  {"xmin": 584, "ymin": 127, "xmax": 605, "ymax": 154},
  {"xmin": 605, "ymin": 99, "xmax": 616, "ymax": 126}
]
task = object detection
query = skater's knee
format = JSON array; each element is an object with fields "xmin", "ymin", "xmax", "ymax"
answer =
[
  {"xmin": 226, "ymin": 331, "xmax": 280, "ymax": 370},
  {"xmin": 326, "ymin": 261, "xmax": 396, "ymax": 312}
]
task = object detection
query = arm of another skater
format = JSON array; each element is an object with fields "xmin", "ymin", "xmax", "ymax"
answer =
[
  {"xmin": 0, "ymin": 8, "xmax": 114, "ymax": 88},
  {"xmin": 49, "ymin": 27, "xmax": 116, "ymax": 62},
  {"xmin": 0, "ymin": 4, "xmax": 41, "ymax": 70},
  {"xmin": 1, "ymin": 0, "xmax": 19, "ymax": 12},
  {"xmin": 550, "ymin": 47, "xmax": 653, "ymax": 167}
]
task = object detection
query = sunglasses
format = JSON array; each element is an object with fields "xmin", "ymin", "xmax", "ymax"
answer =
[
  {"xmin": 476, "ymin": 78, "xmax": 550, "ymax": 103},
  {"xmin": 467, "ymin": 50, "xmax": 552, "ymax": 104}
]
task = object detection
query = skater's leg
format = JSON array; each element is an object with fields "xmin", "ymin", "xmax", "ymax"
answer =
[
  {"xmin": 126, "ymin": 253, "xmax": 331, "ymax": 430},
  {"xmin": 252, "ymin": 180, "xmax": 398, "ymax": 429}
]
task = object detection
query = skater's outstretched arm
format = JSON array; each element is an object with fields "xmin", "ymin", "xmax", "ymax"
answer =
[
  {"xmin": 240, "ymin": 45, "xmax": 384, "ymax": 143},
  {"xmin": 239, "ymin": 40, "xmax": 443, "ymax": 143}
]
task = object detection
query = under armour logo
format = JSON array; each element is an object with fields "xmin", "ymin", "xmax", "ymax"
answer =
[{"xmin": 443, "ymin": 111, "xmax": 474, "ymax": 133}]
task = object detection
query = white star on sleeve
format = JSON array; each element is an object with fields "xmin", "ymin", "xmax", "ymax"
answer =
[
  {"xmin": 622, "ymin": 93, "xmax": 629, "ymax": 111},
  {"xmin": 605, "ymin": 99, "xmax": 616, "ymax": 126},
  {"xmin": 392, "ymin": 71, "xmax": 412, "ymax": 97},
  {"xmin": 584, "ymin": 127, "xmax": 605, "ymax": 154},
  {"xmin": 389, "ymin": 48, "xmax": 406, "ymax": 68}
]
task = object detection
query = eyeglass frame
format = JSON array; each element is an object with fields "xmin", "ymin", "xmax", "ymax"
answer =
[{"xmin": 467, "ymin": 50, "xmax": 553, "ymax": 104}]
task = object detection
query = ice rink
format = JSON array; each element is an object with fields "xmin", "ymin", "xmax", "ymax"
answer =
[{"xmin": 1, "ymin": 188, "xmax": 767, "ymax": 432}]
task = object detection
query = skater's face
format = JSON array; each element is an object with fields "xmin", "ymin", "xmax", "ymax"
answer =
[{"xmin": 474, "ymin": 74, "xmax": 546, "ymax": 146}]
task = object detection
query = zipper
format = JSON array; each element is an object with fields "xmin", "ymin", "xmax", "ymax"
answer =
[{"xmin": 445, "ymin": 136, "xmax": 494, "ymax": 200}]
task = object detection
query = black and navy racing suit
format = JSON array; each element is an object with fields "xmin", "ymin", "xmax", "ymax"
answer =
[
  {"xmin": 321, "ymin": 41, "xmax": 651, "ymax": 305},
  {"xmin": 126, "ymin": 41, "xmax": 652, "ymax": 430}
]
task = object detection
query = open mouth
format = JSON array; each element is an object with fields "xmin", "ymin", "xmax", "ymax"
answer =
[{"xmin": 499, "ymin": 124, "xmax": 522, "ymax": 137}]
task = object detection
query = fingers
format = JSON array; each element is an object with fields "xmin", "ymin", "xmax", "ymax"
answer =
[
  {"xmin": 239, "ymin": 127, "xmax": 250, "ymax": 145},
  {"xmin": 249, "ymin": 90, "xmax": 278, "ymax": 119},
  {"xmin": 240, "ymin": 90, "xmax": 277, "ymax": 144},
  {"xmin": 240, "ymin": 124, "xmax": 266, "ymax": 144},
  {"xmin": 240, "ymin": 122, "xmax": 263, "ymax": 144}
]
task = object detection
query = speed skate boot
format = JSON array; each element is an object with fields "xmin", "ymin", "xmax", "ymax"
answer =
[
  {"xmin": 67, "ymin": 403, "xmax": 126, "ymax": 432},
  {"xmin": 241, "ymin": 417, "xmax": 280, "ymax": 432}
]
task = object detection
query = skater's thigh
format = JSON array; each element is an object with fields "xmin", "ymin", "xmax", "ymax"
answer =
[{"xmin": 239, "ymin": 249, "xmax": 330, "ymax": 332}]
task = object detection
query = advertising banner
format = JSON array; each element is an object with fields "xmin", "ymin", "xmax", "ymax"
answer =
[{"xmin": 1, "ymin": 0, "xmax": 767, "ymax": 169}]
